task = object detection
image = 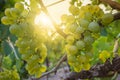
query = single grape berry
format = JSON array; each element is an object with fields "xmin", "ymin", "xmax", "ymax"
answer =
[
  {"xmin": 10, "ymin": 8, "xmax": 20, "ymax": 18},
  {"xmin": 68, "ymin": 45, "xmax": 78, "ymax": 55},
  {"xmin": 15, "ymin": 2, "xmax": 24, "ymax": 12},
  {"xmin": 69, "ymin": 5, "xmax": 79, "ymax": 15},
  {"xmin": 66, "ymin": 35, "xmax": 75, "ymax": 44},
  {"xmin": 88, "ymin": 21, "xmax": 100, "ymax": 33},
  {"xmin": 9, "ymin": 24, "xmax": 20, "ymax": 35},
  {"xmin": 1, "ymin": 16, "xmax": 14, "ymax": 25},
  {"xmin": 84, "ymin": 35, "xmax": 94, "ymax": 44},
  {"xmin": 40, "ymin": 65, "xmax": 46, "ymax": 72},
  {"xmin": 101, "ymin": 13, "xmax": 114, "ymax": 25},
  {"xmin": 68, "ymin": 23, "xmax": 78, "ymax": 33},
  {"xmin": 79, "ymin": 19, "xmax": 90, "ymax": 29},
  {"xmin": 75, "ymin": 40, "xmax": 85, "ymax": 50},
  {"xmin": 75, "ymin": 26, "xmax": 85, "ymax": 34},
  {"xmin": 5, "ymin": 8, "xmax": 12, "ymax": 17}
]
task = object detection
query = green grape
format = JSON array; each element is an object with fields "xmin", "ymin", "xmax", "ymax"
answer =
[
  {"xmin": 74, "ymin": 33, "xmax": 81, "ymax": 39},
  {"xmin": 65, "ymin": 44, "xmax": 71, "ymax": 53},
  {"xmin": 84, "ymin": 35, "xmax": 94, "ymax": 44},
  {"xmin": 79, "ymin": 55, "xmax": 89, "ymax": 63},
  {"xmin": 9, "ymin": 24, "xmax": 19, "ymax": 34},
  {"xmin": 83, "ymin": 63, "xmax": 90, "ymax": 70},
  {"xmin": 68, "ymin": 23, "xmax": 78, "ymax": 33},
  {"xmin": 83, "ymin": 31, "xmax": 91, "ymax": 37},
  {"xmin": 19, "ymin": 40, "xmax": 30, "ymax": 49},
  {"xmin": 85, "ymin": 43, "xmax": 92, "ymax": 51},
  {"xmin": 77, "ymin": 2, "xmax": 82, "ymax": 6},
  {"xmin": 75, "ymin": 26, "xmax": 85, "ymax": 34},
  {"xmin": 61, "ymin": 14, "xmax": 68, "ymax": 23},
  {"xmin": 79, "ymin": 11, "xmax": 85, "ymax": 18},
  {"xmin": 68, "ymin": 45, "xmax": 78, "ymax": 55},
  {"xmin": 67, "ymin": 15, "xmax": 75, "ymax": 24},
  {"xmin": 38, "ymin": 58, "xmax": 44, "ymax": 64},
  {"xmin": 10, "ymin": 23, "xmax": 28, "ymax": 37},
  {"xmin": 27, "ymin": 12, "xmax": 36, "ymax": 21},
  {"xmin": 20, "ymin": 23, "xmax": 32, "ymax": 35},
  {"xmin": 75, "ymin": 40, "xmax": 85, "ymax": 50},
  {"xmin": 67, "ymin": 55, "xmax": 76, "ymax": 65},
  {"xmin": 18, "ymin": 47, "xmax": 25, "ymax": 54},
  {"xmin": 101, "ymin": 13, "xmax": 114, "ymax": 25},
  {"xmin": 1, "ymin": 16, "xmax": 14, "ymax": 25},
  {"xmin": 40, "ymin": 50, "xmax": 47, "ymax": 58},
  {"xmin": 35, "ymin": 70, "xmax": 42, "ymax": 78},
  {"xmin": 66, "ymin": 35, "xmax": 75, "ymax": 44},
  {"xmin": 27, "ymin": 63, "xmax": 39, "ymax": 73},
  {"xmin": 10, "ymin": 8, "xmax": 20, "ymax": 18},
  {"xmin": 30, "ymin": 3, "xmax": 41, "ymax": 15},
  {"xmin": 12, "ymin": 69, "xmax": 20, "ymax": 80},
  {"xmin": 74, "ymin": 65, "xmax": 82, "ymax": 72},
  {"xmin": 28, "ymin": 68, "xmax": 36, "ymax": 75},
  {"xmin": 39, "ymin": 47, "xmax": 47, "ymax": 63},
  {"xmin": 9, "ymin": 24, "xmax": 24, "ymax": 37},
  {"xmin": 79, "ymin": 19, "xmax": 90, "ymax": 29},
  {"xmin": 40, "ymin": 44, "xmax": 47, "ymax": 53},
  {"xmin": 28, "ymin": 64, "xmax": 40, "ymax": 75},
  {"xmin": 21, "ymin": 52, "xmax": 32, "ymax": 60},
  {"xmin": 5, "ymin": 8, "xmax": 12, "ymax": 17},
  {"xmin": 40, "ymin": 65, "xmax": 46, "ymax": 72},
  {"xmin": 69, "ymin": 5, "xmax": 79, "ymax": 15},
  {"xmin": 21, "ymin": 9, "xmax": 29, "ymax": 17},
  {"xmin": 88, "ymin": 21, "xmax": 100, "ymax": 33},
  {"xmin": 25, "ymin": 64, "xmax": 31, "ymax": 71},
  {"xmin": 15, "ymin": 38, "xmax": 22, "ymax": 47},
  {"xmin": 27, "ymin": 55, "xmax": 39, "ymax": 64},
  {"xmin": 36, "ymin": 44, "xmax": 47, "ymax": 58},
  {"xmin": 14, "ymin": 2, "xmax": 24, "ymax": 12},
  {"xmin": 84, "ymin": 12, "xmax": 92, "ymax": 21}
]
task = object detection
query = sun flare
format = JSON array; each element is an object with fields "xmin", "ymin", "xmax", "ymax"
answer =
[{"xmin": 35, "ymin": 12, "xmax": 54, "ymax": 29}]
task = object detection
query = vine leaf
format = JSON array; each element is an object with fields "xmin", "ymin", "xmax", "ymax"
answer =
[{"xmin": 92, "ymin": 36, "xmax": 113, "ymax": 64}]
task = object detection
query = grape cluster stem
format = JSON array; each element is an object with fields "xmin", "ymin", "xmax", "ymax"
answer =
[
  {"xmin": 39, "ymin": 0, "xmax": 67, "ymax": 38},
  {"xmin": 34, "ymin": 54, "xmax": 67, "ymax": 80}
]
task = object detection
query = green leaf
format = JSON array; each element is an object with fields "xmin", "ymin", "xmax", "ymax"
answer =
[
  {"xmin": 1, "ymin": 41, "xmax": 12, "ymax": 55},
  {"xmin": 2, "ymin": 55, "xmax": 13, "ymax": 69},
  {"xmin": 15, "ymin": 59, "xmax": 23, "ymax": 72},
  {"xmin": 92, "ymin": 36, "xmax": 113, "ymax": 64}
]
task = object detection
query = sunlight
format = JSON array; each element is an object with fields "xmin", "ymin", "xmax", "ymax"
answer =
[{"xmin": 35, "ymin": 12, "xmax": 54, "ymax": 29}]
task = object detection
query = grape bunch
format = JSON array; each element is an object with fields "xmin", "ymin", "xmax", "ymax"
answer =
[
  {"xmin": 61, "ymin": 4, "xmax": 114, "ymax": 72},
  {"xmin": 0, "ymin": 69, "xmax": 20, "ymax": 80},
  {"xmin": 1, "ymin": 1, "xmax": 47, "ymax": 78},
  {"xmin": 1, "ymin": 2, "xmax": 25, "ymax": 25}
]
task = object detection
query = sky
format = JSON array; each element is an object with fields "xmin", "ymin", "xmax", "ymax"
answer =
[{"xmin": 43, "ymin": 0, "xmax": 70, "ymax": 23}]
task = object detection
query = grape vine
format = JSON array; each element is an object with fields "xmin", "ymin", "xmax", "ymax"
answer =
[{"xmin": 1, "ymin": 0, "xmax": 120, "ymax": 79}]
